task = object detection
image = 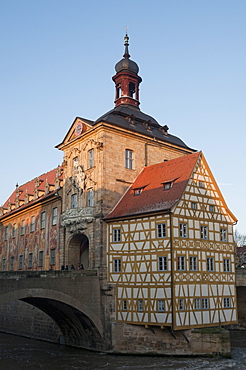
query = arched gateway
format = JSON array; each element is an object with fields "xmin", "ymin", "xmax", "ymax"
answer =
[{"xmin": 68, "ymin": 234, "xmax": 89, "ymax": 269}]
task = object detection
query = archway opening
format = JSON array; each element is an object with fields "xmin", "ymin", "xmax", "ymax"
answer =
[{"xmin": 68, "ymin": 234, "xmax": 89, "ymax": 270}]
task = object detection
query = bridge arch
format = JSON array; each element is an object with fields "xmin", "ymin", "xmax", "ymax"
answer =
[{"xmin": 0, "ymin": 288, "xmax": 104, "ymax": 349}]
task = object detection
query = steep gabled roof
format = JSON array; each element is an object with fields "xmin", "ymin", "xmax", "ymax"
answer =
[
  {"xmin": 105, "ymin": 152, "xmax": 201, "ymax": 220},
  {"xmin": 0, "ymin": 167, "xmax": 63, "ymax": 219}
]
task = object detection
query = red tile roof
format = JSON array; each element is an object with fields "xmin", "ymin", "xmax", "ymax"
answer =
[
  {"xmin": 1, "ymin": 167, "xmax": 63, "ymax": 216},
  {"xmin": 105, "ymin": 152, "xmax": 201, "ymax": 220}
]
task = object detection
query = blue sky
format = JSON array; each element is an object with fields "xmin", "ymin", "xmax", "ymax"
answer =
[{"xmin": 0, "ymin": 0, "xmax": 245, "ymax": 233}]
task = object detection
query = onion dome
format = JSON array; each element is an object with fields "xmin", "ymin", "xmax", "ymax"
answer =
[{"xmin": 115, "ymin": 33, "xmax": 139, "ymax": 75}]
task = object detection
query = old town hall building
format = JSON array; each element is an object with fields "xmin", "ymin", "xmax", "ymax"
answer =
[{"xmin": 0, "ymin": 34, "xmax": 237, "ymax": 354}]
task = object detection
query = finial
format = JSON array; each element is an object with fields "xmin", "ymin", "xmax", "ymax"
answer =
[{"xmin": 123, "ymin": 28, "xmax": 130, "ymax": 59}]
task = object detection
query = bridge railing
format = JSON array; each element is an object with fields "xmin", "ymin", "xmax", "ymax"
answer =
[{"xmin": 0, "ymin": 270, "xmax": 98, "ymax": 280}]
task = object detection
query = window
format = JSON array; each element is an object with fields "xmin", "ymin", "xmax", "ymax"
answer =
[
  {"xmin": 125, "ymin": 149, "xmax": 133, "ymax": 169},
  {"xmin": 163, "ymin": 182, "xmax": 172, "ymax": 191},
  {"xmin": 224, "ymin": 259, "xmax": 230, "ymax": 272},
  {"xmin": 158, "ymin": 256, "xmax": 167, "ymax": 271},
  {"xmin": 28, "ymin": 253, "xmax": 33, "ymax": 268},
  {"xmin": 19, "ymin": 255, "xmax": 23, "ymax": 270},
  {"xmin": 209, "ymin": 205, "xmax": 215, "ymax": 212},
  {"xmin": 73, "ymin": 156, "xmax": 78, "ymax": 171},
  {"xmin": 180, "ymin": 223, "xmax": 187, "ymax": 238},
  {"xmin": 30, "ymin": 216, "xmax": 35, "ymax": 232},
  {"xmin": 179, "ymin": 299, "xmax": 185, "ymax": 310},
  {"xmin": 122, "ymin": 300, "xmax": 127, "ymax": 310},
  {"xmin": 220, "ymin": 228, "xmax": 227, "ymax": 242},
  {"xmin": 157, "ymin": 223, "xmax": 166, "ymax": 238},
  {"xmin": 2, "ymin": 258, "xmax": 6, "ymax": 271},
  {"xmin": 38, "ymin": 251, "xmax": 44, "ymax": 267},
  {"xmin": 52, "ymin": 207, "xmax": 58, "ymax": 226},
  {"xmin": 157, "ymin": 300, "xmax": 165, "ymax": 312},
  {"xmin": 41, "ymin": 212, "xmax": 46, "ymax": 229},
  {"xmin": 202, "ymin": 298, "xmax": 208, "ymax": 309},
  {"xmin": 88, "ymin": 189, "xmax": 94, "ymax": 207},
  {"xmin": 71, "ymin": 193, "xmax": 77, "ymax": 208},
  {"xmin": 177, "ymin": 256, "xmax": 186, "ymax": 271},
  {"xmin": 201, "ymin": 225, "xmax": 208, "ymax": 240},
  {"xmin": 114, "ymin": 259, "xmax": 121, "ymax": 272},
  {"xmin": 88, "ymin": 149, "xmax": 94, "ymax": 168},
  {"xmin": 199, "ymin": 181, "xmax": 205, "ymax": 188},
  {"xmin": 191, "ymin": 202, "xmax": 197, "ymax": 210},
  {"xmin": 207, "ymin": 257, "xmax": 214, "ymax": 271},
  {"xmin": 10, "ymin": 256, "xmax": 14, "ymax": 271},
  {"xmin": 138, "ymin": 299, "xmax": 143, "ymax": 311},
  {"xmin": 190, "ymin": 256, "xmax": 197, "ymax": 271},
  {"xmin": 12, "ymin": 224, "xmax": 16, "ymax": 238},
  {"xmin": 134, "ymin": 188, "xmax": 142, "ymax": 196},
  {"xmin": 194, "ymin": 298, "xmax": 200, "ymax": 310},
  {"xmin": 21, "ymin": 220, "xmax": 25, "ymax": 235},
  {"xmin": 50, "ymin": 249, "xmax": 56, "ymax": 266},
  {"xmin": 4, "ymin": 226, "xmax": 8, "ymax": 241},
  {"xmin": 113, "ymin": 229, "xmax": 121, "ymax": 242},
  {"xmin": 224, "ymin": 297, "xmax": 231, "ymax": 308}
]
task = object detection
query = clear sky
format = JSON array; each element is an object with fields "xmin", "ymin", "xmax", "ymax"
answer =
[{"xmin": 0, "ymin": 0, "xmax": 245, "ymax": 233}]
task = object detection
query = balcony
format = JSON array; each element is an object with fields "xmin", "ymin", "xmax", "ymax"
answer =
[{"xmin": 61, "ymin": 207, "xmax": 94, "ymax": 233}]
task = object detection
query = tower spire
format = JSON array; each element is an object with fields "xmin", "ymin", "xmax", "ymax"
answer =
[
  {"xmin": 112, "ymin": 33, "xmax": 142, "ymax": 108},
  {"xmin": 123, "ymin": 30, "xmax": 130, "ymax": 59}
]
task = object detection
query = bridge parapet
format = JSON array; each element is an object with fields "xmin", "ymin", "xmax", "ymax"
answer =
[{"xmin": 0, "ymin": 269, "xmax": 97, "ymax": 280}]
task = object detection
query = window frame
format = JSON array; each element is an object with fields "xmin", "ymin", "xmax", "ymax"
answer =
[
  {"xmin": 18, "ymin": 255, "xmax": 23, "ymax": 270},
  {"xmin": 224, "ymin": 297, "xmax": 231, "ymax": 308},
  {"xmin": 190, "ymin": 256, "xmax": 198, "ymax": 271},
  {"xmin": 113, "ymin": 259, "xmax": 121, "ymax": 273},
  {"xmin": 125, "ymin": 149, "xmax": 133, "ymax": 169},
  {"xmin": 177, "ymin": 256, "xmax": 186, "ymax": 271},
  {"xmin": 180, "ymin": 223, "xmax": 187, "ymax": 238},
  {"xmin": 88, "ymin": 148, "xmax": 94, "ymax": 168},
  {"xmin": 113, "ymin": 228, "xmax": 121, "ymax": 242},
  {"xmin": 41, "ymin": 211, "xmax": 46, "ymax": 229},
  {"xmin": 52, "ymin": 207, "xmax": 58, "ymax": 226},
  {"xmin": 220, "ymin": 228, "xmax": 227, "ymax": 242},
  {"xmin": 224, "ymin": 258, "xmax": 230, "ymax": 272},
  {"xmin": 194, "ymin": 298, "xmax": 200, "ymax": 310},
  {"xmin": 28, "ymin": 253, "xmax": 33, "ymax": 269},
  {"xmin": 157, "ymin": 223, "xmax": 166, "ymax": 238},
  {"xmin": 50, "ymin": 249, "xmax": 56, "ymax": 266},
  {"xmin": 158, "ymin": 256, "xmax": 168, "ymax": 271},
  {"xmin": 71, "ymin": 193, "xmax": 77, "ymax": 209},
  {"xmin": 30, "ymin": 216, "xmax": 35, "ymax": 233},
  {"xmin": 201, "ymin": 225, "xmax": 208, "ymax": 240},
  {"xmin": 21, "ymin": 220, "xmax": 25, "ymax": 236},
  {"xmin": 10, "ymin": 256, "xmax": 14, "ymax": 271},
  {"xmin": 207, "ymin": 257, "xmax": 214, "ymax": 272},
  {"xmin": 202, "ymin": 298, "xmax": 209, "ymax": 309},
  {"xmin": 38, "ymin": 251, "xmax": 44, "ymax": 267},
  {"xmin": 137, "ymin": 299, "xmax": 143, "ymax": 312},
  {"xmin": 157, "ymin": 300, "xmax": 165, "ymax": 312},
  {"xmin": 88, "ymin": 189, "xmax": 94, "ymax": 207}
]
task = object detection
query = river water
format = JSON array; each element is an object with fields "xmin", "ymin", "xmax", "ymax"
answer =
[{"xmin": 0, "ymin": 331, "xmax": 246, "ymax": 370}]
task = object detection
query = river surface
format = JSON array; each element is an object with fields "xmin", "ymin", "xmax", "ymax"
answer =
[{"xmin": 0, "ymin": 331, "xmax": 246, "ymax": 370}]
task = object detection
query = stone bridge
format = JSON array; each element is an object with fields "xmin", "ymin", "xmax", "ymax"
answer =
[
  {"xmin": 0, "ymin": 270, "xmax": 113, "ymax": 351},
  {"xmin": 0, "ymin": 268, "xmax": 245, "ymax": 351}
]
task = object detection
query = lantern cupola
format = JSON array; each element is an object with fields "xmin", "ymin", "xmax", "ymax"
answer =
[{"xmin": 112, "ymin": 33, "xmax": 142, "ymax": 108}]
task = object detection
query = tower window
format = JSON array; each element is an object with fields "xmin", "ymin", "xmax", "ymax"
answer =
[
  {"xmin": 88, "ymin": 189, "xmax": 94, "ymax": 207},
  {"xmin": 129, "ymin": 82, "xmax": 136, "ymax": 98},
  {"xmin": 71, "ymin": 193, "xmax": 77, "ymax": 208},
  {"xmin": 88, "ymin": 149, "xmax": 94, "ymax": 168},
  {"xmin": 125, "ymin": 149, "xmax": 133, "ymax": 169}
]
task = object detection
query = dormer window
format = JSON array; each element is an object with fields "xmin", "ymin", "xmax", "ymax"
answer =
[
  {"xmin": 163, "ymin": 181, "xmax": 172, "ymax": 191},
  {"xmin": 134, "ymin": 188, "xmax": 142, "ymax": 196}
]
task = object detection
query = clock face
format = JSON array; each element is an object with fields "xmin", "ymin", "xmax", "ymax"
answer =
[{"xmin": 75, "ymin": 122, "xmax": 83, "ymax": 136}]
